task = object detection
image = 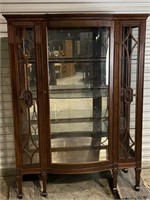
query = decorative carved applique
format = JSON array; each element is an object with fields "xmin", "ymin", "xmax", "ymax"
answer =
[
  {"xmin": 124, "ymin": 87, "xmax": 133, "ymax": 104},
  {"xmin": 22, "ymin": 90, "xmax": 33, "ymax": 107}
]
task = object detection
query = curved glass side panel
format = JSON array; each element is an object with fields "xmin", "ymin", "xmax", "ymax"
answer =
[
  {"xmin": 16, "ymin": 27, "xmax": 39, "ymax": 166},
  {"xmin": 48, "ymin": 28, "xmax": 110, "ymax": 164},
  {"xmin": 119, "ymin": 26, "xmax": 139, "ymax": 160}
]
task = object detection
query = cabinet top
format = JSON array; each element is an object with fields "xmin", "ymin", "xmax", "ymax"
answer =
[{"xmin": 3, "ymin": 13, "xmax": 149, "ymax": 21}]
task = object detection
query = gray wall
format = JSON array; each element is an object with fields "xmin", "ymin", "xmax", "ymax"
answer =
[{"xmin": 0, "ymin": 1, "xmax": 150, "ymax": 174}]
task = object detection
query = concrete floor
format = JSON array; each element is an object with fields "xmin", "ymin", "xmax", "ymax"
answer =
[
  {"xmin": 118, "ymin": 168, "xmax": 150, "ymax": 199},
  {"xmin": 141, "ymin": 169, "xmax": 150, "ymax": 189},
  {"xmin": 0, "ymin": 169, "xmax": 150, "ymax": 200},
  {"xmin": 0, "ymin": 171, "xmax": 115, "ymax": 200}
]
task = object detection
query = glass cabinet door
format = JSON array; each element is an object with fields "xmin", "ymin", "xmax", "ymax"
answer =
[
  {"xmin": 48, "ymin": 27, "xmax": 112, "ymax": 164},
  {"xmin": 16, "ymin": 27, "xmax": 40, "ymax": 166}
]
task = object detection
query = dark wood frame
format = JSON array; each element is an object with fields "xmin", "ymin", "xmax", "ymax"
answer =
[{"xmin": 3, "ymin": 14, "xmax": 148, "ymax": 198}]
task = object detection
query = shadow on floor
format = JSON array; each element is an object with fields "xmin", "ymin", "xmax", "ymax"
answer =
[{"xmin": 1, "ymin": 171, "xmax": 118, "ymax": 200}]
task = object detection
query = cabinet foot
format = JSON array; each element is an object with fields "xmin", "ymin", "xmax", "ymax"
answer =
[
  {"xmin": 135, "ymin": 168, "xmax": 141, "ymax": 191},
  {"xmin": 41, "ymin": 172, "xmax": 47, "ymax": 197},
  {"xmin": 17, "ymin": 193, "xmax": 23, "ymax": 199},
  {"xmin": 16, "ymin": 175, "xmax": 23, "ymax": 199},
  {"xmin": 112, "ymin": 187, "xmax": 118, "ymax": 194},
  {"xmin": 41, "ymin": 191, "xmax": 48, "ymax": 197},
  {"xmin": 123, "ymin": 168, "xmax": 128, "ymax": 173},
  {"xmin": 135, "ymin": 185, "xmax": 140, "ymax": 191},
  {"xmin": 112, "ymin": 168, "xmax": 118, "ymax": 192}
]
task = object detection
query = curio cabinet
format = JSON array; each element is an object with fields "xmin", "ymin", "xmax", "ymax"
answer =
[{"xmin": 3, "ymin": 14, "xmax": 148, "ymax": 198}]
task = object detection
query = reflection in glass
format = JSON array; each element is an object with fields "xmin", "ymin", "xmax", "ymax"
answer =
[
  {"xmin": 48, "ymin": 28, "xmax": 110, "ymax": 164},
  {"xmin": 16, "ymin": 27, "xmax": 39, "ymax": 165}
]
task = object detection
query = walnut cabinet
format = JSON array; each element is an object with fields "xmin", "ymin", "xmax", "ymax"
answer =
[{"xmin": 3, "ymin": 14, "xmax": 148, "ymax": 198}]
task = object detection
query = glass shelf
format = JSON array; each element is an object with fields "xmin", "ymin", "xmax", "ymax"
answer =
[
  {"xmin": 49, "ymin": 57, "xmax": 107, "ymax": 63},
  {"xmin": 50, "ymin": 85, "xmax": 108, "ymax": 99}
]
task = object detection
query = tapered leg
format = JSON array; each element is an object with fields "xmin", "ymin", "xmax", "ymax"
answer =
[
  {"xmin": 135, "ymin": 168, "xmax": 141, "ymax": 191},
  {"xmin": 16, "ymin": 175, "xmax": 23, "ymax": 199},
  {"xmin": 41, "ymin": 172, "xmax": 47, "ymax": 197},
  {"xmin": 112, "ymin": 168, "xmax": 118, "ymax": 193}
]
